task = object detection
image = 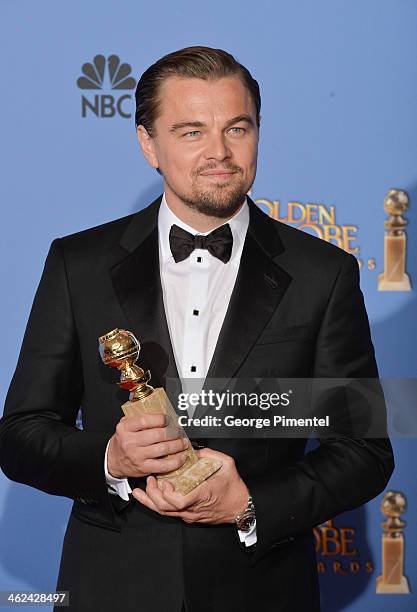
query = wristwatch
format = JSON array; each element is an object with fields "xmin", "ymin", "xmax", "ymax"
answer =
[{"xmin": 235, "ymin": 493, "xmax": 256, "ymax": 532}]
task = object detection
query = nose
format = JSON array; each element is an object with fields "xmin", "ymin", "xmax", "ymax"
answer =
[{"xmin": 204, "ymin": 132, "xmax": 231, "ymax": 162}]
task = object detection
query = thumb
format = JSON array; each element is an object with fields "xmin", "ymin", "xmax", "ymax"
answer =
[{"xmin": 196, "ymin": 447, "xmax": 228, "ymax": 462}]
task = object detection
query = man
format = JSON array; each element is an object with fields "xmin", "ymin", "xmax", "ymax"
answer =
[{"xmin": 0, "ymin": 47, "xmax": 394, "ymax": 611}]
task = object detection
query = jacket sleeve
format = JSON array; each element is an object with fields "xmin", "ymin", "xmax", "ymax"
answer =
[
  {"xmin": 246, "ymin": 253, "xmax": 395, "ymax": 563},
  {"xmin": 0, "ymin": 239, "xmax": 117, "ymax": 525}
]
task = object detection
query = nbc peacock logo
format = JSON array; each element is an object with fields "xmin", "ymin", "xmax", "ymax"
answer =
[{"xmin": 77, "ymin": 54, "xmax": 136, "ymax": 119}]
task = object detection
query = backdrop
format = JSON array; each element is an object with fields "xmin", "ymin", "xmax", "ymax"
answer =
[{"xmin": 0, "ymin": 1, "xmax": 416, "ymax": 610}]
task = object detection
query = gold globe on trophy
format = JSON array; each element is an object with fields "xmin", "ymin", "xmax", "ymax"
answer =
[
  {"xmin": 378, "ymin": 189, "xmax": 412, "ymax": 291},
  {"xmin": 376, "ymin": 490, "xmax": 410, "ymax": 594},
  {"xmin": 98, "ymin": 329, "xmax": 222, "ymax": 495}
]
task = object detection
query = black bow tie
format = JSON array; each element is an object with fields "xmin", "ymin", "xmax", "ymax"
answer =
[{"xmin": 169, "ymin": 223, "xmax": 233, "ymax": 264}]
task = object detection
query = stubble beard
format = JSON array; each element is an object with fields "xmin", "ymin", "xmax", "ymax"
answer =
[{"xmin": 164, "ymin": 165, "xmax": 254, "ymax": 219}]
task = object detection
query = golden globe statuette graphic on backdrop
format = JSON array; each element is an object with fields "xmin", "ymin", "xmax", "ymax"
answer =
[
  {"xmin": 98, "ymin": 329, "xmax": 222, "ymax": 494},
  {"xmin": 376, "ymin": 491, "xmax": 410, "ymax": 594},
  {"xmin": 378, "ymin": 189, "xmax": 412, "ymax": 291}
]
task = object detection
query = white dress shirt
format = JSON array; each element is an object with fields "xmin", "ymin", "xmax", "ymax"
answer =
[{"xmin": 105, "ymin": 193, "xmax": 257, "ymax": 546}]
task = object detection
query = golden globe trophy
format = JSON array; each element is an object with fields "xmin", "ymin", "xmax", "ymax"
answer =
[
  {"xmin": 376, "ymin": 491, "xmax": 410, "ymax": 594},
  {"xmin": 378, "ymin": 189, "xmax": 412, "ymax": 291},
  {"xmin": 98, "ymin": 328, "xmax": 222, "ymax": 495}
]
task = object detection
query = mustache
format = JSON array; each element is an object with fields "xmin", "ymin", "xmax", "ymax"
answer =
[{"xmin": 194, "ymin": 163, "xmax": 243, "ymax": 176}]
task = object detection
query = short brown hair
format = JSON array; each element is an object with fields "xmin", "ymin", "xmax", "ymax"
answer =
[{"xmin": 135, "ymin": 46, "xmax": 261, "ymax": 135}]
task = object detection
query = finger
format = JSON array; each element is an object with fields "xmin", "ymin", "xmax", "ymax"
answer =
[
  {"xmin": 132, "ymin": 487, "xmax": 163, "ymax": 514},
  {"xmin": 173, "ymin": 508, "xmax": 212, "ymax": 523},
  {"xmin": 196, "ymin": 447, "xmax": 229, "ymax": 462},
  {"xmin": 139, "ymin": 427, "xmax": 185, "ymax": 446},
  {"xmin": 143, "ymin": 452, "xmax": 188, "ymax": 475},
  {"xmin": 123, "ymin": 413, "xmax": 167, "ymax": 432},
  {"xmin": 160, "ymin": 481, "xmax": 203, "ymax": 510},
  {"xmin": 145, "ymin": 437, "xmax": 189, "ymax": 459},
  {"xmin": 136, "ymin": 482, "xmax": 206, "ymax": 522},
  {"xmin": 147, "ymin": 477, "xmax": 204, "ymax": 514},
  {"xmin": 161, "ymin": 479, "xmax": 175, "ymax": 494},
  {"xmin": 181, "ymin": 512, "xmax": 205, "ymax": 523},
  {"xmin": 151, "ymin": 478, "xmax": 200, "ymax": 515},
  {"xmin": 145, "ymin": 479, "xmax": 204, "ymax": 521},
  {"xmin": 145, "ymin": 476, "xmax": 179, "ymax": 511}
]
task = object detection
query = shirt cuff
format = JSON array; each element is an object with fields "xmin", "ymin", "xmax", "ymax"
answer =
[
  {"xmin": 238, "ymin": 521, "xmax": 257, "ymax": 547},
  {"xmin": 104, "ymin": 439, "xmax": 132, "ymax": 501}
]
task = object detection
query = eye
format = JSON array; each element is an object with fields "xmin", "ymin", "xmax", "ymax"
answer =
[
  {"xmin": 184, "ymin": 130, "xmax": 200, "ymax": 137},
  {"xmin": 228, "ymin": 127, "xmax": 245, "ymax": 134}
]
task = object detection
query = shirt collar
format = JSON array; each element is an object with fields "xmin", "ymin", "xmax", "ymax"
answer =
[{"xmin": 158, "ymin": 192, "xmax": 249, "ymax": 264}]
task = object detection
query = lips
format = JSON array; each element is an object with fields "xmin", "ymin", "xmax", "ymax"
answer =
[{"xmin": 200, "ymin": 171, "xmax": 236, "ymax": 176}]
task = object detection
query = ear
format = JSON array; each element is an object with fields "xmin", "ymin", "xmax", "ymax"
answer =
[{"xmin": 137, "ymin": 125, "xmax": 159, "ymax": 169}]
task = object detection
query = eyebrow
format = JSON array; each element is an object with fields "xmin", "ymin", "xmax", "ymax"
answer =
[{"xmin": 168, "ymin": 114, "xmax": 255, "ymax": 133}]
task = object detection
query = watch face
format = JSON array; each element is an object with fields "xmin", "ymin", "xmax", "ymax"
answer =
[{"xmin": 238, "ymin": 514, "xmax": 255, "ymax": 532}]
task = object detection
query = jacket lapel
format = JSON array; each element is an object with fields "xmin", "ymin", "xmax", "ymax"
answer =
[{"xmin": 108, "ymin": 195, "xmax": 180, "ymax": 393}]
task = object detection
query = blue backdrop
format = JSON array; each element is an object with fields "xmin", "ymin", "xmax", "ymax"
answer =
[{"xmin": 1, "ymin": 1, "xmax": 416, "ymax": 610}]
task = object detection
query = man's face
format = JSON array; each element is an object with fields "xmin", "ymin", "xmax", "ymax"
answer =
[{"xmin": 137, "ymin": 75, "xmax": 259, "ymax": 218}]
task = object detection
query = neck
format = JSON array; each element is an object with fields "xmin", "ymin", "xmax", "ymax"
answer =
[{"xmin": 164, "ymin": 186, "xmax": 245, "ymax": 232}]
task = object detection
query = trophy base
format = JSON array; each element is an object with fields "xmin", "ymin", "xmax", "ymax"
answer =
[
  {"xmin": 376, "ymin": 575, "xmax": 410, "ymax": 594},
  {"xmin": 121, "ymin": 387, "xmax": 222, "ymax": 495},
  {"xmin": 378, "ymin": 272, "xmax": 412, "ymax": 292},
  {"xmin": 158, "ymin": 457, "xmax": 222, "ymax": 495}
]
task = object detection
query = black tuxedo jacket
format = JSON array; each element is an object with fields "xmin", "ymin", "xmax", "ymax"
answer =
[{"xmin": 0, "ymin": 195, "xmax": 394, "ymax": 612}]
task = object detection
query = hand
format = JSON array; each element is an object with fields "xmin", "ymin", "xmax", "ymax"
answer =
[
  {"xmin": 107, "ymin": 413, "xmax": 189, "ymax": 479},
  {"xmin": 131, "ymin": 448, "xmax": 249, "ymax": 525}
]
